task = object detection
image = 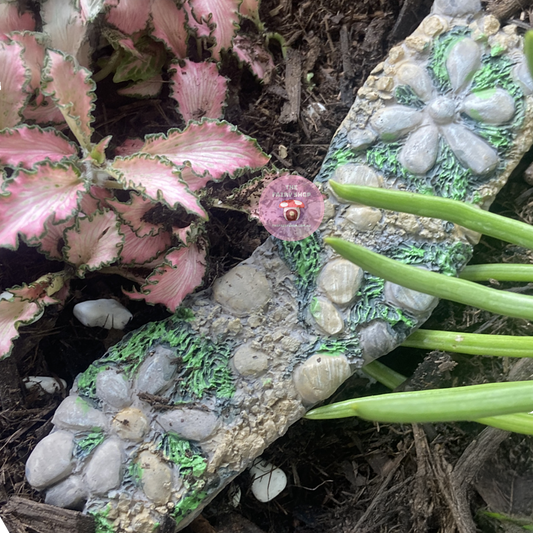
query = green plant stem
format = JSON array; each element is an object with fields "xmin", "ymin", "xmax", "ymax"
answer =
[
  {"xmin": 92, "ymin": 49, "xmax": 123, "ymax": 83},
  {"xmin": 324, "ymin": 237, "xmax": 533, "ymax": 321},
  {"xmin": 363, "ymin": 360, "xmax": 406, "ymax": 389},
  {"xmin": 305, "ymin": 381, "xmax": 533, "ymax": 422},
  {"xmin": 329, "ymin": 182, "xmax": 533, "ymax": 250},
  {"xmin": 402, "ymin": 330, "xmax": 533, "ymax": 357},
  {"xmin": 460, "ymin": 263, "xmax": 533, "ymax": 282}
]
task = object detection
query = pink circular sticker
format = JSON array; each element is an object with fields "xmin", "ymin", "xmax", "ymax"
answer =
[{"xmin": 258, "ymin": 175, "xmax": 325, "ymax": 241}]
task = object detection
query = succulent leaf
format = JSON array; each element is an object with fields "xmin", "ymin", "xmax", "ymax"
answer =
[
  {"xmin": 151, "ymin": 0, "xmax": 188, "ymax": 58},
  {"xmin": 124, "ymin": 244, "xmax": 206, "ymax": 311},
  {"xmin": 63, "ymin": 209, "xmax": 123, "ymax": 276},
  {"xmin": 0, "ymin": 40, "xmax": 30, "ymax": 129},
  {"xmin": 170, "ymin": 60, "xmax": 227, "ymax": 122},
  {"xmin": 0, "ymin": 162, "xmax": 84, "ymax": 249},
  {"xmin": 119, "ymin": 225, "xmax": 172, "ymax": 265},
  {"xmin": 141, "ymin": 119, "xmax": 270, "ymax": 181},
  {"xmin": 108, "ymin": 153, "xmax": 207, "ymax": 218},
  {"xmin": 41, "ymin": 50, "xmax": 96, "ymax": 151},
  {"xmin": 117, "ymin": 75, "xmax": 163, "ymax": 98},
  {"xmin": 0, "ymin": 126, "xmax": 78, "ymax": 169},
  {"xmin": 106, "ymin": 0, "xmax": 150, "ymax": 34},
  {"xmin": 107, "ymin": 192, "xmax": 162, "ymax": 237},
  {"xmin": 0, "ymin": 3, "xmax": 35, "ymax": 38},
  {"xmin": 232, "ymin": 35, "xmax": 275, "ymax": 81}
]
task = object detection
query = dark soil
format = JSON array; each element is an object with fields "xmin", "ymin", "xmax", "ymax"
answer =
[{"xmin": 4, "ymin": 1, "xmax": 533, "ymax": 532}]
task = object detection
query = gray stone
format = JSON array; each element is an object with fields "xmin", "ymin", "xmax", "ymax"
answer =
[
  {"xmin": 433, "ymin": 0, "xmax": 481, "ymax": 17},
  {"xmin": 397, "ymin": 63, "xmax": 433, "ymax": 101},
  {"xmin": 446, "ymin": 38, "xmax": 481, "ymax": 92},
  {"xmin": 318, "ymin": 259, "xmax": 363, "ymax": 305},
  {"xmin": 345, "ymin": 205, "xmax": 382, "ymax": 231},
  {"xmin": 213, "ymin": 265, "xmax": 272, "ymax": 316},
  {"xmin": 233, "ymin": 345, "xmax": 269, "ymax": 376},
  {"xmin": 329, "ymin": 164, "xmax": 382, "ymax": 203},
  {"xmin": 384, "ymin": 281, "xmax": 438, "ymax": 316},
  {"xmin": 45, "ymin": 476, "xmax": 87, "ymax": 510},
  {"xmin": 52, "ymin": 396, "xmax": 107, "ymax": 431},
  {"xmin": 158, "ymin": 409, "xmax": 220, "ymax": 442},
  {"xmin": 84, "ymin": 438, "xmax": 123, "ymax": 495},
  {"xmin": 399, "ymin": 124, "xmax": 439, "ymax": 174},
  {"xmin": 463, "ymin": 88, "xmax": 515, "ymax": 125},
  {"xmin": 135, "ymin": 346, "xmax": 177, "ymax": 395},
  {"xmin": 427, "ymin": 97, "xmax": 456, "ymax": 125},
  {"xmin": 310, "ymin": 297, "xmax": 344, "ymax": 335},
  {"xmin": 96, "ymin": 369, "xmax": 132, "ymax": 409},
  {"xmin": 111, "ymin": 407, "xmax": 149, "ymax": 441},
  {"xmin": 137, "ymin": 451, "xmax": 173, "ymax": 505},
  {"xmin": 26, "ymin": 431, "xmax": 75, "ymax": 490},
  {"xmin": 513, "ymin": 60, "xmax": 533, "ymax": 95},
  {"xmin": 346, "ymin": 128, "xmax": 377, "ymax": 150},
  {"xmin": 358, "ymin": 321, "xmax": 398, "ymax": 364},
  {"xmin": 370, "ymin": 106, "xmax": 423, "ymax": 141},
  {"xmin": 293, "ymin": 354, "xmax": 351, "ymax": 404}
]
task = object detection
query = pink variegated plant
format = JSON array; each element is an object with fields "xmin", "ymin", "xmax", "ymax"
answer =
[{"xmin": 0, "ymin": 33, "xmax": 270, "ymax": 359}]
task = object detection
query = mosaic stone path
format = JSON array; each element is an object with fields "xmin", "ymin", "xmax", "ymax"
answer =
[{"xmin": 26, "ymin": 1, "xmax": 533, "ymax": 531}]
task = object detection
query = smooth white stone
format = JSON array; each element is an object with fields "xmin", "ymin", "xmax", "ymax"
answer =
[
  {"xmin": 135, "ymin": 346, "xmax": 177, "ymax": 395},
  {"xmin": 310, "ymin": 297, "xmax": 344, "ymax": 335},
  {"xmin": 24, "ymin": 376, "xmax": 66, "ymax": 395},
  {"xmin": 26, "ymin": 431, "xmax": 75, "ymax": 490},
  {"xmin": 329, "ymin": 164, "xmax": 382, "ymax": 203},
  {"xmin": 111, "ymin": 407, "xmax": 149, "ymax": 441},
  {"xmin": 433, "ymin": 0, "xmax": 481, "ymax": 17},
  {"xmin": 397, "ymin": 63, "xmax": 434, "ymax": 101},
  {"xmin": 158, "ymin": 409, "xmax": 220, "ymax": 442},
  {"xmin": 358, "ymin": 320, "xmax": 398, "ymax": 364},
  {"xmin": 52, "ymin": 396, "xmax": 107, "ymax": 431},
  {"xmin": 370, "ymin": 106, "xmax": 423, "ymax": 141},
  {"xmin": 318, "ymin": 259, "xmax": 363, "ymax": 305},
  {"xmin": 345, "ymin": 205, "xmax": 382, "ymax": 231},
  {"xmin": 73, "ymin": 299, "xmax": 132, "ymax": 330},
  {"xmin": 213, "ymin": 265, "xmax": 272, "ymax": 316},
  {"xmin": 250, "ymin": 459, "xmax": 287, "ymax": 502},
  {"xmin": 446, "ymin": 38, "xmax": 481, "ymax": 92},
  {"xmin": 346, "ymin": 128, "xmax": 377, "ymax": 150},
  {"xmin": 463, "ymin": 88, "xmax": 515, "ymax": 125},
  {"xmin": 232, "ymin": 345, "xmax": 269, "ymax": 376},
  {"xmin": 513, "ymin": 61, "xmax": 533, "ymax": 95},
  {"xmin": 96, "ymin": 369, "xmax": 132, "ymax": 409},
  {"xmin": 442, "ymin": 123, "xmax": 499, "ymax": 175},
  {"xmin": 84, "ymin": 438, "xmax": 123, "ymax": 495},
  {"xmin": 427, "ymin": 96, "xmax": 456, "ymax": 124},
  {"xmin": 399, "ymin": 125, "xmax": 440, "ymax": 174},
  {"xmin": 0, "ymin": 291, "xmax": 13, "ymax": 301},
  {"xmin": 137, "ymin": 451, "xmax": 172, "ymax": 505},
  {"xmin": 45, "ymin": 476, "xmax": 87, "ymax": 510},
  {"xmin": 384, "ymin": 281, "xmax": 438, "ymax": 316},
  {"xmin": 293, "ymin": 353, "xmax": 351, "ymax": 404}
]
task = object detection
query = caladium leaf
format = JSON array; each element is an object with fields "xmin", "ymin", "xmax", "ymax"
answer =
[
  {"xmin": 63, "ymin": 209, "xmax": 123, "ymax": 276},
  {"xmin": 0, "ymin": 126, "xmax": 78, "ymax": 169},
  {"xmin": 115, "ymin": 138, "xmax": 144, "ymax": 157},
  {"xmin": 10, "ymin": 32, "xmax": 46, "ymax": 93},
  {"xmin": 119, "ymin": 224, "xmax": 171, "ymax": 265},
  {"xmin": 170, "ymin": 60, "xmax": 227, "ymax": 122},
  {"xmin": 0, "ymin": 162, "xmax": 84, "ymax": 249},
  {"xmin": 188, "ymin": 0, "xmax": 240, "ymax": 60},
  {"xmin": 117, "ymin": 75, "xmax": 163, "ymax": 98},
  {"xmin": 124, "ymin": 244, "xmax": 206, "ymax": 311},
  {"xmin": 41, "ymin": 50, "xmax": 96, "ymax": 151},
  {"xmin": 107, "ymin": 192, "xmax": 162, "ymax": 236},
  {"xmin": 0, "ymin": 41, "xmax": 29, "ymax": 129},
  {"xmin": 233, "ymin": 35, "xmax": 275, "ymax": 82},
  {"xmin": 106, "ymin": 0, "xmax": 150, "ymax": 34},
  {"xmin": 113, "ymin": 38, "xmax": 166, "ymax": 84},
  {"xmin": 151, "ymin": 0, "xmax": 188, "ymax": 58},
  {"xmin": 108, "ymin": 154, "xmax": 207, "ymax": 218},
  {"xmin": 141, "ymin": 120, "xmax": 270, "ymax": 181}
]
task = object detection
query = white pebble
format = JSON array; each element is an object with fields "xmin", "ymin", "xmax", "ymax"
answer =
[
  {"xmin": 249, "ymin": 459, "xmax": 287, "ymax": 502},
  {"xmin": 73, "ymin": 299, "xmax": 132, "ymax": 330},
  {"xmin": 24, "ymin": 376, "xmax": 66, "ymax": 395}
]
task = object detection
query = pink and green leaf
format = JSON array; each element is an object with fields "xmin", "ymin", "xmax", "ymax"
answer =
[
  {"xmin": 63, "ymin": 209, "xmax": 123, "ymax": 276},
  {"xmin": 115, "ymin": 138, "xmax": 144, "ymax": 157},
  {"xmin": 80, "ymin": 0, "xmax": 115, "ymax": 23},
  {"xmin": 41, "ymin": 50, "xmax": 96, "ymax": 151},
  {"xmin": 10, "ymin": 32, "xmax": 46, "ymax": 93},
  {"xmin": 0, "ymin": 41, "xmax": 29, "ymax": 129},
  {"xmin": 141, "ymin": 120, "xmax": 270, "ymax": 180},
  {"xmin": 106, "ymin": 0, "xmax": 150, "ymax": 34},
  {"xmin": 0, "ymin": 162, "xmax": 84, "ymax": 249},
  {"xmin": 150, "ymin": 0, "xmax": 188, "ymax": 58},
  {"xmin": 170, "ymin": 60, "xmax": 227, "ymax": 122},
  {"xmin": 238, "ymin": 0, "xmax": 260, "ymax": 24},
  {"xmin": 23, "ymin": 96, "xmax": 65, "ymax": 125},
  {"xmin": 107, "ymin": 192, "xmax": 162, "ymax": 236},
  {"xmin": 119, "ymin": 225, "xmax": 171, "ymax": 265},
  {"xmin": 108, "ymin": 154, "xmax": 207, "ymax": 218},
  {"xmin": 0, "ymin": 3, "xmax": 35, "ymax": 38},
  {"xmin": 80, "ymin": 186, "xmax": 113, "ymax": 215},
  {"xmin": 188, "ymin": 0, "xmax": 240, "ymax": 60},
  {"xmin": 87, "ymin": 136, "xmax": 112, "ymax": 165},
  {"xmin": 113, "ymin": 39, "xmax": 166, "ymax": 83},
  {"xmin": 182, "ymin": 1, "xmax": 211, "ymax": 38},
  {"xmin": 35, "ymin": 217, "xmax": 75, "ymax": 260},
  {"xmin": 232, "ymin": 35, "xmax": 274, "ymax": 81},
  {"xmin": 179, "ymin": 166, "xmax": 214, "ymax": 192},
  {"xmin": 117, "ymin": 75, "xmax": 163, "ymax": 98},
  {"xmin": 0, "ymin": 126, "xmax": 78, "ymax": 169},
  {"xmin": 124, "ymin": 244, "xmax": 206, "ymax": 311}
]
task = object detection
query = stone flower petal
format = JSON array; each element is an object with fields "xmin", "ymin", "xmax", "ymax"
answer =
[
  {"xmin": 433, "ymin": 0, "xmax": 481, "ymax": 17},
  {"xmin": 513, "ymin": 60, "xmax": 533, "ymax": 95},
  {"xmin": 463, "ymin": 88, "xmax": 515, "ymax": 125},
  {"xmin": 446, "ymin": 38, "xmax": 481, "ymax": 92},
  {"xmin": 397, "ymin": 63, "xmax": 434, "ymax": 102},
  {"xmin": 442, "ymin": 123, "xmax": 498, "ymax": 175},
  {"xmin": 398, "ymin": 125, "xmax": 439, "ymax": 175},
  {"xmin": 370, "ymin": 106, "xmax": 423, "ymax": 141}
]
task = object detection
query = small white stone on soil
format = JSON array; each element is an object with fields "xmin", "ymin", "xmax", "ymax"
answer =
[
  {"xmin": 158, "ymin": 409, "xmax": 219, "ymax": 442},
  {"xmin": 45, "ymin": 475, "xmax": 87, "ymax": 510},
  {"xmin": 52, "ymin": 396, "xmax": 107, "ymax": 431},
  {"xmin": 26, "ymin": 431, "xmax": 75, "ymax": 490},
  {"xmin": 24, "ymin": 376, "xmax": 66, "ymax": 395},
  {"xmin": 112, "ymin": 407, "xmax": 149, "ymax": 441},
  {"xmin": 310, "ymin": 297, "xmax": 344, "ymax": 335},
  {"xmin": 84, "ymin": 438, "xmax": 123, "ymax": 495},
  {"xmin": 232, "ymin": 345, "xmax": 269, "ymax": 376},
  {"xmin": 137, "ymin": 451, "xmax": 173, "ymax": 505},
  {"xmin": 96, "ymin": 369, "xmax": 132, "ymax": 409},
  {"xmin": 73, "ymin": 299, "xmax": 132, "ymax": 330},
  {"xmin": 250, "ymin": 459, "xmax": 287, "ymax": 502},
  {"xmin": 318, "ymin": 259, "xmax": 363, "ymax": 305}
]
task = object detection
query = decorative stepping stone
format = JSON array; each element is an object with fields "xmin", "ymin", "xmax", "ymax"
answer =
[{"xmin": 26, "ymin": 2, "xmax": 533, "ymax": 532}]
